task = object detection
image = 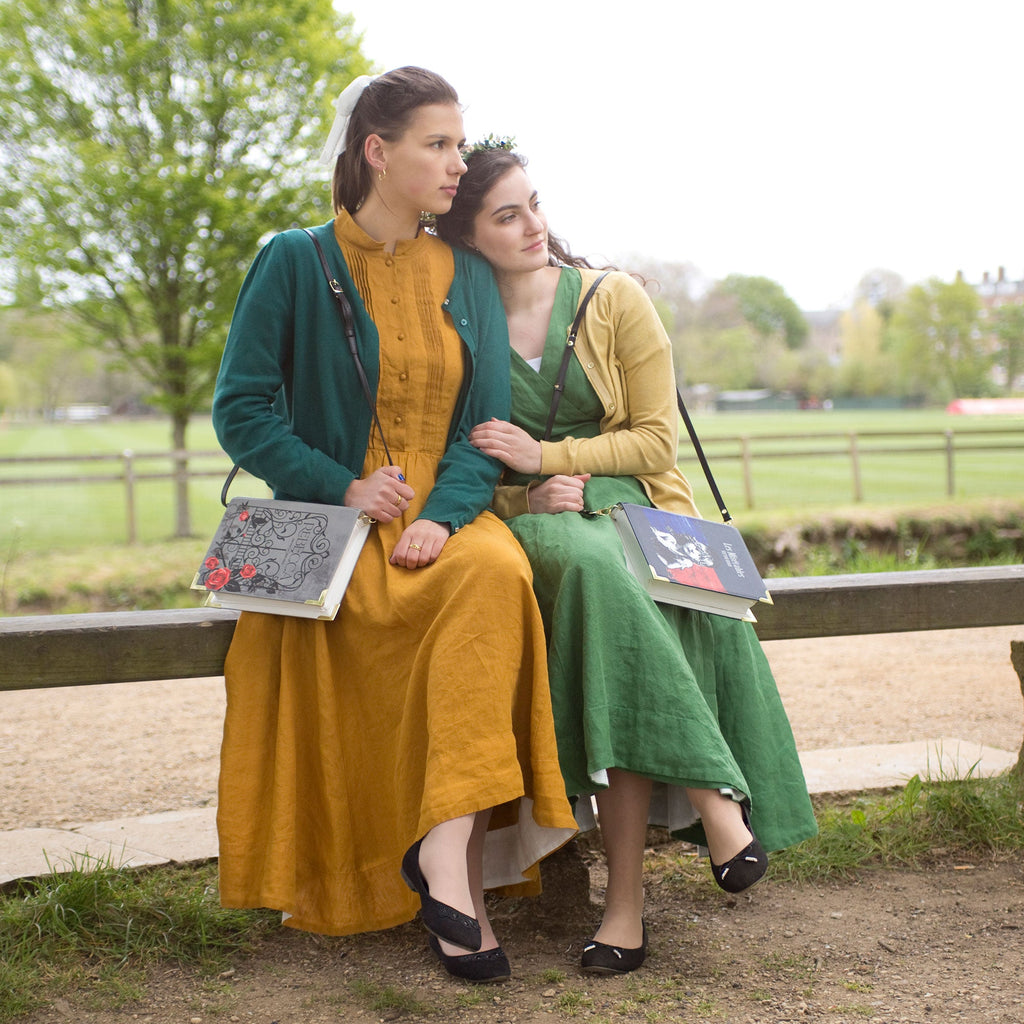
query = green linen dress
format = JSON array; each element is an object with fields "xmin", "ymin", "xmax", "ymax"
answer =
[{"xmin": 502, "ymin": 269, "xmax": 817, "ymax": 852}]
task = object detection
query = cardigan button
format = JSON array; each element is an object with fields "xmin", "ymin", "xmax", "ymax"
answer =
[
  {"xmin": 390, "ymin": 296, "xmax": 399, "ymax": 305},
  {"xmin": 399, "ymin": 372, "xmax": 408, "ymax": 381},
  {"xmin": 460, "ymin": 318, "xmax": 468, "ymax": 326}
]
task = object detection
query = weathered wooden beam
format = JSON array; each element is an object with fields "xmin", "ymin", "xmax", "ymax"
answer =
[
  {"xmin": 0, "ymin": 608, "xmax": 239, "ymax": 691},
  {"xmin": 754, "ymin": 565, "xmax": 1024, "ymax": 641},
  {"xmin": 1, "ymin": 567, "xmax": 1022, "ymax": 692},
  {"xmin": 753, "ymin": 569, "xmax": 1024, "ymax": 638}
]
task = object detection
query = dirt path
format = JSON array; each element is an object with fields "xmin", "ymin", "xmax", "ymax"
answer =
[
  {"xmin": 4, "ymin": 625, "xmax": 1024, "ymax": 1024},
  {"xmin": 2, "ymin": 626, "xmax": 1021, "ymax": 830},
  {"xmin": 14, "ymin": 860, "xmax": 1024, "ymax": 1024}
]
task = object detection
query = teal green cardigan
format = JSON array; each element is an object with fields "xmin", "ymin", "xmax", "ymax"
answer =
[{"xmin": 212, "ymin": 220, "xmax": 510, "ymax": 531}]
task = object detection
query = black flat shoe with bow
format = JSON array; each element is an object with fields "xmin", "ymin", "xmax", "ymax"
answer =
[
  {"xmin": 428, "ymin": 935, "xmax": 511, "ymax": 983},
  {"xmin": 580, "ymin": 922, "xmax": 648, "ymax": 975},
  {"xmin": 709, "ymin": 806, "xmax": 768, "ymax": 893},
  {"xmin": 400, "ymin": 838, "xmax": 482, "ymax": 952}
]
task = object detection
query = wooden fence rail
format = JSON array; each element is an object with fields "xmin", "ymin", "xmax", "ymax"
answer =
[
  {"xmin": 696, "ymin": 427, "xmax": 1024, "ymax": 506},
  {"xmin": 2, "ymin": 566, "xmax": 1023, "ymax": 693},
  {"xmin": 3, "ymin": 424, "xmax": 1024, "ymax": 539}
]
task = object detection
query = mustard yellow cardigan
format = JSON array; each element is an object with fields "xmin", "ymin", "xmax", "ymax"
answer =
[{"xmin": 492, "ymin": 267, "xmax": 702, "ymax": 520}]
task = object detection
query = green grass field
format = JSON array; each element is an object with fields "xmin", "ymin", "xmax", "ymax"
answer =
[{"xmin": 1, "ymin": 410, "xmax": 1023, "ymax": 552}]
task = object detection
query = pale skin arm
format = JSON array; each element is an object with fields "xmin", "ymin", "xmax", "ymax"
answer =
[
  {"xmin": 344, "ymin": 463, "xmax": 451, "ymax": 568},
  {"xmin": 469, "ymin": 418, "xmax": 589, "ymax": 514}
]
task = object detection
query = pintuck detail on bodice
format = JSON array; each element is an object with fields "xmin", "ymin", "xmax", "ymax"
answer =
[{"xmin": 334, "ymin": 214, "xmax": 462, "ymax": 466}]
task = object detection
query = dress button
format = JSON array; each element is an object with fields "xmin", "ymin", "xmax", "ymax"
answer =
[
  {"xmin": 397, "ymin": 332, "xmax": 405, "ymax": 341},
  {"xmin": 391, "ymin": 296, "xmax": 399, "ymax": 305},
  {"xmin": 394, "ymin": 415, "xmax": 403, "ymax": 424},
  {"xmin": 384, "ymin": 257, "xmax": 394, "ymax": 267},
  {"xmin": 399, "ymin": 372, "xmax": 408, "ymax": 381}
]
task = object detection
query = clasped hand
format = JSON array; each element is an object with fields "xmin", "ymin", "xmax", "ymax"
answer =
[
  {"xmin": 469, "ymin": 418, "xmax": 590, "ymax": 515},
  {"xmin": 468, "ymin": 418, "xmax": 542, "ymax": 474},
  {"xmin": 527, "ymin": 473, "xmax": 591, "ymax": 514},
  {"xmin": 344, "ymin": 465, "xmax": 449, "ymax": 568}
]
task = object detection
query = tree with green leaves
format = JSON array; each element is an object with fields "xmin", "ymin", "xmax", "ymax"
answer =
[
  {"xmin": 837, "ymin": 299, "xmax": 900, "ymax": 397},
  {"xmin": 0, "ymin": 0, "xmax": 371, "ymax": 536},
  {"xmin": 892, "ymin": 278, "xmax": 988, "ymax": 400},
  {"xmin": 991, "ymin": 302, "xmax": 1024, "ymax": 394},
  {"xmin": 718, "ymin": 274, "xmax": 808, "ymax": 349}
]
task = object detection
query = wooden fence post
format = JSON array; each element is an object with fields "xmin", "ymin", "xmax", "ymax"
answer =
[
  {"xmin": 1010, "ymin": 641, "xmax": 1024, "ymax": 782},
  {"xmin": 945, "ymin": 430, "xmax": 955, "ymax": 497},
  {"xmin": 849, "ymin": 432, "xmax": 862, "ymax": 502},
  {"xmin": 122, "ymin": 449, "xmax": 136, "ymax": 546},
  {"xmin": 741, "ymin": 437, "xmax": 754, "ymax": 508}
]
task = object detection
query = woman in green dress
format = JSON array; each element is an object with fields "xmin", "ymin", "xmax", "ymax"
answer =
[{"xmin": 436, "ymin": 146, "xmax": 817, "ymax": 975}]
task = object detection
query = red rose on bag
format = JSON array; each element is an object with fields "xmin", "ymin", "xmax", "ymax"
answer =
[{"xmin": 205, "ymin": 567, "xmax": 232, "ymax": 591}]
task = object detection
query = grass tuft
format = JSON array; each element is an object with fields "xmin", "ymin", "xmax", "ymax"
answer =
[
  {"xmin": 771, "ymin": 769, "xmax": 1024, "ymax": 882},
  {"xmin": 348, "ymin": 978, "xmax": 432, "ymax": 1014},
  {"xmin": 0, "ymin": 857, "xmax": 273, "ymax": 1022}
]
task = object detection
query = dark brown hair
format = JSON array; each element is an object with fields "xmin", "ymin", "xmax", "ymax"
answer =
[
  {"xmin": 331, "ymin": 67, "xmax": 459, "ymax": 215},
  {"xmin": 435, "ymin": 147, "xmax": 591, "ymax": 268}
]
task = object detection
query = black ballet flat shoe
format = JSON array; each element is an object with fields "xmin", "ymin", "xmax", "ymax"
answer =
[
  {"xmin": 580, "ymin": 922, "xmax": 649, "ymax": 975},
  {"xmin": 428, "ymin": 935, "xmax": 511, "ymax": 983},
  {"xmin": 400, "ymin": 838, "xmax": 482, "ymax": 952},
  {"xmin": 709, "ymin": 807, "xmax": 768, "ymax": 894}
]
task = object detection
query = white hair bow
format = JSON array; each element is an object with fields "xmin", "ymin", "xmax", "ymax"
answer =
[{"xmin": 319, "ymin": 75, "xmax": 378, "ymax": 166}]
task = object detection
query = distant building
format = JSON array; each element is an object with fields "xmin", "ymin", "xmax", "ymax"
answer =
[
  {"xmin": 961, "ymin": 266, "xmax": 1024, "ymax": 309},
  {"xmin": 960, "ymin": 267, "xmax": 1024, "ymax": 392}
]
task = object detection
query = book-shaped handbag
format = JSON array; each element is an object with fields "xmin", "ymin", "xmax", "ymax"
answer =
[
  {"xmin": 192, "ymin": 497, "xmax": 371, "ymax": 620},
  {"xmin": 610, "ymin": 503, "xmax": 772, "ymax": 621}
]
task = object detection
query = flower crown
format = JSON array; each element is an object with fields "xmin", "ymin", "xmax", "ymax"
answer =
[{"xmin": 462, "ymin": 134, "xmax": 516, "ymax": 161}]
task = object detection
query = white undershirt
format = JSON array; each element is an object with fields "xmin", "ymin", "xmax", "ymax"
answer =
[{"xmin": 525, "ymin": 356, "xmax": 542, "ymax": 372}]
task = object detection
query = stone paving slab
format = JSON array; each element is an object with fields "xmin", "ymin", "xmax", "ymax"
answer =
[
  {"xmin": 0, "ymin": 826, "xmax": 170, "ymax": 887},
  {"xmin": 70, "ymin": 807, "xmax": 218, "ymax": 866},
  {"xmin": 1, "ymin": 740, "xmax": 1018, "ymax": 886},
  {"xmin": 798, "ymin": 736, "xmax": 1017, "ymax": 794}
]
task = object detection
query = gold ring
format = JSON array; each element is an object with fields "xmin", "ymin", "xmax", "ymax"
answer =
[
  {"xmin": 409, "ymin": 543, "xmax": 422, "ymax": 550},
  {"xmin": 392, "ymin": 495, "xmax": 402, "ymax": 506}
]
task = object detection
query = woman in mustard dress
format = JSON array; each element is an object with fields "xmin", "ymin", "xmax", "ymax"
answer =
[
  {"xmin": 211, "ymin": 70, "xmax": 576, "ymax": 982},
  {"xmin": 437, "ymin": 146, "xmax": 817, "ymax": 975}
]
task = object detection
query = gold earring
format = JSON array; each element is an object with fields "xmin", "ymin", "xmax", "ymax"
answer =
[{"xmin": 378, "ymin": 166, "xmax": 387, "ymax": 182}]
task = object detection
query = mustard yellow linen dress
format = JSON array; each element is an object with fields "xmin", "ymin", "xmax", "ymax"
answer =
[{"xmin": 216, "ymin": 218, "xmax": 577, "ymax": 936}]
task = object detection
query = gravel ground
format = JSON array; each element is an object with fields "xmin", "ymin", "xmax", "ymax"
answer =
[{"xmin": 1, "ymin": 625, "xmax": 1021, "ymax": 830}]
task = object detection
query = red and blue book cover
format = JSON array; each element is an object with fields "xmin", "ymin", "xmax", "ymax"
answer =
[{"xmin": 617, "ymin": 503, "xmax": 769, "ymax": 603}]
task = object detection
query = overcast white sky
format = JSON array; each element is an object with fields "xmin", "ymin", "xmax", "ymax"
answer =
[{"xmin": 337, "ymin": 0, "xmax": 1024, "ymax": 311}]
